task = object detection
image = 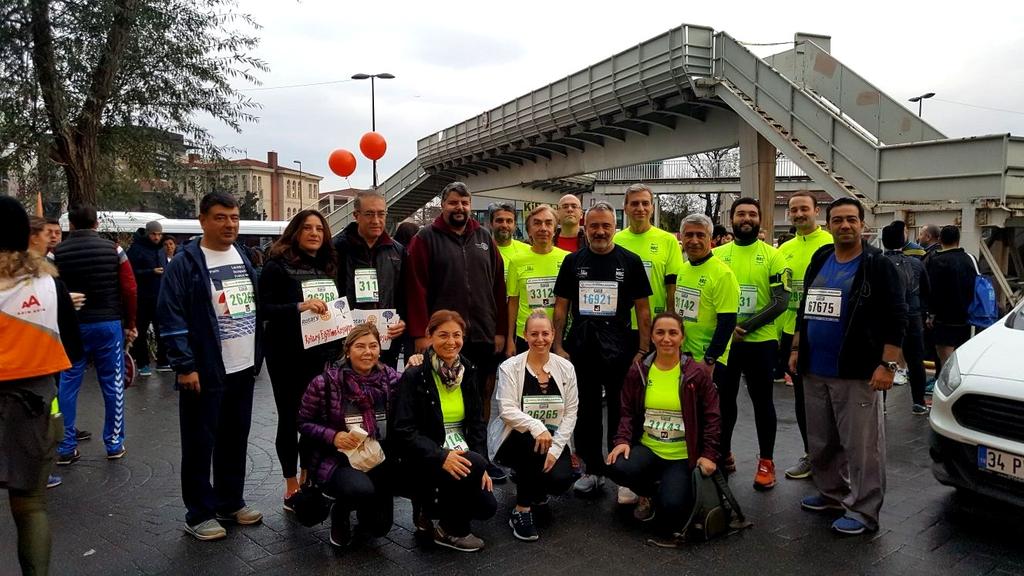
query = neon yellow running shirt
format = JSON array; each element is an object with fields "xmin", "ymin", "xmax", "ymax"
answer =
[
  {"xmin": 641, "ymin": 363, "xmax": 688, "ymax": 460},
  {"xmin": 675, "ymin": 254, "xmax": 739, "ymax": 365},
  {"xmin": 614, "ymin": 226, "xmax": 684, "ymax": 329},
  {"xmin": 713, "ymin": 240, "xmax": 789, "ymax": 343},
  {"xmin": 776, "ymin": 227, "xmax": 833, "ymax": 335},
  {"xmin": 506, "ymin": 247, "xmax": 569, "ymax": 339}
]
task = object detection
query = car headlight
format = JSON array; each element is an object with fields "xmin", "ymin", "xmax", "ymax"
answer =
[{"xmin": 936, "ymin": 354, "xmax": 962, "ymax": 396}]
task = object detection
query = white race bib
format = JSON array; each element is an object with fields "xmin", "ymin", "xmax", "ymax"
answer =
[
  {"xmin": 739, "ymin": 285, "xmax": 758, "ymax": 315},
  {"xmin": 526, "ymin": 277, "xmax": 556, "ymax": 308},
  {"xmin": 579, "ymin": 280, "xmax": 618, "ymax": 317},
  {"xmin": 354, "ymin": 268, "xmax": 379, "ymax": 303},
  {"xmin": 789, "ymin": 279, "xmax": 805, "ymax": 311},
  {"xmin": 301, "ymin": 279, "xmax": 338, "ymax": 303},
  {"xmin": 442, "ymin": 422, "xmax": 468, "ymax": 451},
  {"xmin": 643, "ymin": 261, "xmax": 653, "ymax": 282},
  {"xmin": 804, "ymin": 288, "xmax": 842, "ymax": 320},
  {"xmin": 345, "ymin": 412, "xmax": 388, "ymax": 440},
  {"xmin": 522, "ymin": 395, "xmax": 564, "ymax": 432},
  {"xmin": 643, "ymin": 409, "xmax": 685, "ymax": 442},
  {"xmin": 676, "ymin": 287, "xmax": 700, "ymax": 321},
  {"xmin": 221, "ymin": 278, "xmax": 255, "ymax": 317}
]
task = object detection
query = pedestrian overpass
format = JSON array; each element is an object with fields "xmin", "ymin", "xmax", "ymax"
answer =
[{"xmin": 323, "ymin": 24, "xmax": 1024, "ymax": 306}]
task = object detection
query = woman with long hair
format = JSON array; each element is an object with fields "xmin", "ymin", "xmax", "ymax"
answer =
[
  {"xmin": 297, "ymin": 323, "xmax": 400, "ymax": 548},
  {"xmin": 393, "ymin": 309, "xmax": 497, "ymax": 552},
  {"xmin": 258, "ymin": 209, "xmax": 341, "ymax": 511},
  {"xmin": 0, "ymin": 197, "xmax": 81, "ymax": 574},
  {"xmin": 605, "ymin": 312, "xmax": 721, "ymax": 546}
]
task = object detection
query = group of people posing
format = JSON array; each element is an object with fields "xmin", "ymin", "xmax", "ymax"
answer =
[{"xmin": 4, "ymin": 178, "xmax": 978, "ymax": 573}]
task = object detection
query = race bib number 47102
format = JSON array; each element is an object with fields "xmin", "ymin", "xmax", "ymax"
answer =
[
  {"xmin": 579, "ymin": 281, "xmax": 618, "ymax": 317},
  {"xmin": 804, "ymin": 288, "xmax": 842, "ymax": 320}
]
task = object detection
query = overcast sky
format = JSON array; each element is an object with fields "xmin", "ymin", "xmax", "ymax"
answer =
[{"xmin": 203, "ymin": 0, "xmax": 1024, "ymax": 192}]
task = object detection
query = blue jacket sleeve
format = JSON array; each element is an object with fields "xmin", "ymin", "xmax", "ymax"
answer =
[{"xmin": 156, "ymin": 256, "xmax": 196, "ymax": 375}]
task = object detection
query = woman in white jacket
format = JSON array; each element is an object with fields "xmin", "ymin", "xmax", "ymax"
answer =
[{"xmin": 488, "ymin": 310, "xmax": 579, "ymax": 542}]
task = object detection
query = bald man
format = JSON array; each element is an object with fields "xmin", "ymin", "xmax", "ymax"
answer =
[{"xmin": 554, "ymin": 194, "xmax": 587, "ymax": 252}]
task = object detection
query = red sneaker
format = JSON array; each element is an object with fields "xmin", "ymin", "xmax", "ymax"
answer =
[{"xmin": 754, "ymin": 458, "xmax": 776, "ymax": 490}]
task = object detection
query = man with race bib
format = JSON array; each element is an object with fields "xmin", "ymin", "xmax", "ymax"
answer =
[
  {"xmin": 504, "ymin": 205, "xmax": 569, "ymax": 356},
  {"xmin": 334, "ymin": 190, "xmax": 407, "ymax": 368},
  {"xmin": 612, "ymin": 183, "xmax": 684, "ymax": 504},
  {"xmin": 714, "ymin": 198, "xmax": 790, "ymax": 490},
  {"xmin": 552, "ymin": 202, "xmax": 652, "ymax": 496},
  {"xmin": 788, "ymin": 198, "xmax": 905, "ymax": 536},
  {"xmin": 775, "ymin": 191, "xmax": 833, "ymax": 480},
  {"xmin": 674, "ymin": 214, "xmax": 739, "ymax": 472}
]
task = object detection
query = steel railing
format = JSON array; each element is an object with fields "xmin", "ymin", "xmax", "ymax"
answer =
[{"xmin": 594, "ymin": 156, "xmax": 806, "ymax": 181}]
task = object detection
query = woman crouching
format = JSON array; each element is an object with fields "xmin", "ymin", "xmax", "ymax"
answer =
[
  {"xmin": 488, "ymin": 310, "xmax": 578, "ymax": 542},
  {"xmin": 605, "ymin": 312, "xmax": 721, "ymax": 544},
  {"xmin": 298, "ymin": 323, "xmax": 399, "ymax": 548}
]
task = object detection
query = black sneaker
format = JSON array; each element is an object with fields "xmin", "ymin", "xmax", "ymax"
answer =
[
  {"xmin": 487, "ymin": 462, "xmax": 508, "ymax": 483},
  {"xmin": 509, "ymin": 510, "xmax": 539, "ymax": 542},
  {"xmin": 75, "ymin": 429, "xmax": 92, "ymax": 441},
  {"xmin": 56, "ymin": 449, "xmax": 80, "ymax": 466}
]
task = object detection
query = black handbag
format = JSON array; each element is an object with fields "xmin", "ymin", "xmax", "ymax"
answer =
[{"xmin": 291, "ymin": 371, "xmax": 335, "ymax": 527}]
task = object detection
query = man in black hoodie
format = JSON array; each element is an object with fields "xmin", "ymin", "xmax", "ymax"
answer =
[
  {"xmin": 788, "ymin": 198, "xmax": 906, "ymax": 536},
  {"xmin": 333, "ymin": 190, "xmax": 407, "ymax": 367},
  {"xmin": 127, "ymin": 220, "xmax": 167, "ymax": 375},
  {"xmin": 925, "ymin": 225, "xmax": 976, "ymax": 364}
]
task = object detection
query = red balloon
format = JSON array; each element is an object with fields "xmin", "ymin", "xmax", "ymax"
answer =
[
  {"xmin": 359, "ymin": 132, "xmax": 387, "ymax": 161},
  {"xmin": 328, "ymin": 149, "xmax": 357, "ymax": 177}
]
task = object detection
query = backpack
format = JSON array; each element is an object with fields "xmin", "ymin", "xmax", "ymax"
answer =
[
  {"xmin": 967, "ymin": 254, "xmax": 999, "ymax": 329},
  {"xmin": 682, "ymin": 469, "xmax": 752, "ymax": 542}
]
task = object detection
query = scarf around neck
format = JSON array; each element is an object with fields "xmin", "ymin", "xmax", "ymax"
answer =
[
  {"xmin": 340, "ymin": 363, "xmax": 392, "ymax": 439},
  {"xmin": 430, "ymin": 350, "xmax": 464, "ymax": 391}
]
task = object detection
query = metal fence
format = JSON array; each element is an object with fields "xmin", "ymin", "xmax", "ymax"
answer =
[{"xmin": 594, "ymin": 156, "xmax": 806, "ymax": 182}]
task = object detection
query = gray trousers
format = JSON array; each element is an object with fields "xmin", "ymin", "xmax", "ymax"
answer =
[{"xmin": 804, "ymin": 373, "xmax": 886, "ymax": 529}]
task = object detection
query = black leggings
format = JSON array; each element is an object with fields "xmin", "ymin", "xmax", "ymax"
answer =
[
  {"xmin": 904, "ymin": 315, "xmax": 928, "ymax": 406},
  {"xmin": 719, "ymin": 340, "xmax": 778, "ymax": 459},
  {"xmin": 267, "ymin": 356, "xmax": 319, "ymax": 479},
  {"xmin": 572, "ymin": 351, "xmax": 632, "ymax": 476},
  {"xmin": 323, "ymin": 457, "xmax": 394, "ymax": 537},
  {"xmin": 779, "ymin": 332, "xmax": 808, "ymax": 452},
  {"xmin": 496, "ymin": 430, "xmax": 574, "ymax": 507},
  {"xmin": 606, "ymin": 444, "xmax": 694, "ymax": 536},
  {"xmin": 412, "ymin": 450, "xmax": 497, "ymax": 537}
]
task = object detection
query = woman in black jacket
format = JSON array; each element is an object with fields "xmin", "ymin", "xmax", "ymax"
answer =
[
  {"xmin": 258, "ymin": 209, "xmax": 341, "ymax": 511},
  {"xmin": 393, "ymin": 309, "xmax": 496, "ymax": 552}
]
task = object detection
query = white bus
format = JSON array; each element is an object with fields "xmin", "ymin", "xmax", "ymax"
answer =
[{"xmin": 59, "ymin": 211, "xmax": 290, "ymax": 239}]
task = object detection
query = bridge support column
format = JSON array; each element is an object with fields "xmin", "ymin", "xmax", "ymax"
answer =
[{"xmin": 739, "ymin": 124, "xmax": 776, "ymax": 235}]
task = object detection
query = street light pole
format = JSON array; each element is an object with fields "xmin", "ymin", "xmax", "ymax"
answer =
[
  {"xmin": 352, "ymin": 72, "xmax": 395, "ymax": 189},
  {"xmin": 908, "ymin": 92, "xmax": 936, "ymax": 118}
]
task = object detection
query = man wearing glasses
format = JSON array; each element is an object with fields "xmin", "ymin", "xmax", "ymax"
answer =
[
  {"xmin": 555, "ymin": 194, "xmax": 587, "ymax": 252},
  {"xmin": 334, "ymin": 190, "xmax": 407, "ymax": 367}
]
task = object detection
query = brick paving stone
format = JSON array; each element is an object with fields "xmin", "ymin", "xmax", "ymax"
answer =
[{"xmin": 4, "ymin": 369, "xmax": 1024, "ymax": 575}]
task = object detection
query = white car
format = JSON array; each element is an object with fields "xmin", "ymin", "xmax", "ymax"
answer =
[{"xmin": 930, "ymin": 299, "xmax": 1024, "ymax": 506}]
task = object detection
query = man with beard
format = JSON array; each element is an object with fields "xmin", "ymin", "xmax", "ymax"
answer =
[
  {"xmin": 554, "ymin": 194, "xmax": 587, "ymax": 252},
  {"xmin": 489, "ymin": 203, "xmax": 530, "ymax": 281},
  {"xmin": 776, "ymin": 191, "xmax": 832, "ymax": 480},
  {"xmin": 127, "ymin": 220, "xmax": 168, "ymax": 375},
  {"xmin": 714, "ymin": 198, "xmax": 790, "ymax": 490},
  {"xmin": 553, "ymin": 202, "xmax": 652, "ymax": 495},
  {"xmin": 405, "ymin": 181, "xmax": 509, "ymax": 480},
  {"xmin": 789, "ymin": 198, "xmax": 905, "ymax": 535}
]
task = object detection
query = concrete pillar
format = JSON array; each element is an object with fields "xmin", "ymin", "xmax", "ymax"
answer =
[{"xmin": 739, "ymin": 123, "xmax": 777, "ymax": 235}]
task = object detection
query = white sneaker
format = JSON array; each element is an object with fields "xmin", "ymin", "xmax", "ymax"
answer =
[
  {"xmin": 617, "ymin": 486, "xmax": 639, "ymax": 505},
  {"xmin": 573, "ymin": 474, "xmax": 605, "ymax": 494}
]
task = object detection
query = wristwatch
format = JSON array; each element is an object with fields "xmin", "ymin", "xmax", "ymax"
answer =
[{"xmin": 880, "ymin": 361, "xmax": 898, "ymax": 373}]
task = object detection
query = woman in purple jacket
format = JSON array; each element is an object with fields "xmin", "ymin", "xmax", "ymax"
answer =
[
  {"xmin": 605, "ymin": 312, "xmax": 721, "ymax": 544},
  {"xmin": 297, "ymin": 323, "xmax": 400, "ymax": 548}
]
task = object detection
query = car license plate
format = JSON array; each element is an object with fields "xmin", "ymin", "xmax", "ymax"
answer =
[{"xmin": 978, "ymin": 446, "xmax": 1024, "ymax": 482}]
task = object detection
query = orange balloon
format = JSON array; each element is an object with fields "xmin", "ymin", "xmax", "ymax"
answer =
[
  {"xmin": 359, "ymin": 132, "xmax": 387, "ymax": 161},
  {"xmin": 328, "ymin": 149, "xmax": 357, "ymax": 177}
]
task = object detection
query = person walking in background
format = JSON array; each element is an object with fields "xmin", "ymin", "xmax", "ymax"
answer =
[
  {"xmin": 0, "ymin": 197, "xmax": 81, "ymax": 575},
  {"xmin": 158, "ymin": 192, "xmax": 263, "ymax": 541},
  {"xmin": 925, "ymin": 225, "xmax": 977, "ymax": 368},
  {"xmin": 260, "ymin": 209, "xmax": 341, "ymax": 513},
  {"xmin": 52, "ymin": 204, "xmax": 136, "ymax": 465},
  {"xmin": 127, "ymin": 220, "xmax": 168, "ymax": 376}
]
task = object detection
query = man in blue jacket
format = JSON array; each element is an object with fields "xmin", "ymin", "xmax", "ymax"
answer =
[
  {"xmin": 157, "ymin": 192, "xmax": 263, "ymax": 541},
  {"xmin": 788, "ymin": 198, "xmax": 906, "ymax": 536}
]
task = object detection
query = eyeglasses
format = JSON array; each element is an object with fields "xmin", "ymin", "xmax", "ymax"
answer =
[{"xmin": 358, "ymin": 211, "xmax": 388, "ymax": 220}]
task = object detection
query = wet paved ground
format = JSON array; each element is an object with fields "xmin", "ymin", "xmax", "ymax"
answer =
[{"xmin": 3, "ymin": 367, "xmax": 1024, "ymax": 576}]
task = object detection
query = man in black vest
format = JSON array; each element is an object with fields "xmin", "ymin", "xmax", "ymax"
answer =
[
  {"xmin": 53, "ymin": 204, "xmax": 137, "ymax": 464},
  {"xmin": 334, "ymin": 190, "xmax": 407, "ymax": 367}
]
